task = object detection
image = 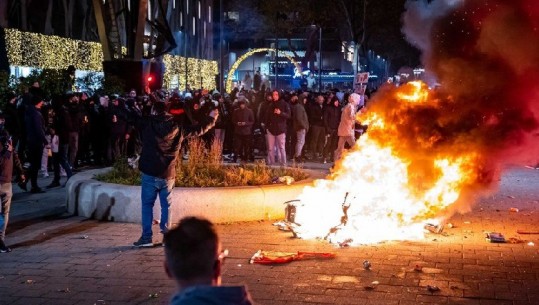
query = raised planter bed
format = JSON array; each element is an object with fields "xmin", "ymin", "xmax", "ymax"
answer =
[{"xmin": 66, "ymin": 168, "xmax": 325, "ymax": 224}]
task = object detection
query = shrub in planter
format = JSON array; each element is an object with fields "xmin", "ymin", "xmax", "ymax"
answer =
[{"xmin": 96, "ymin": 138, "xmax": 309, "ymax": 187}]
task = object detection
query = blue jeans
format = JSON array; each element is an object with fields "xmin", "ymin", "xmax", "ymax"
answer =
[{"xmin": 141, "ymin": 173, "xmax": 175, "ymax": 240}]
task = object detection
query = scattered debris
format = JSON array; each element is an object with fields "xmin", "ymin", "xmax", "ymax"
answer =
[
  {"xmin": 446, "ymin": 223, "xmax": 454, "ymax": 229},
  {"xmin": 528, "ymin": 242, "xmax": 535, "ymax": 246},
  {"xmin": 94, "ymin": 300, "xmax": 106, "ymax": 305},
  {"xmin": 272, "ymin": 176, "xmax": 295, "ymax": 185},
  {"xmin": 364, "ymin": 281, "xmax": 379, "ymax": 290},
  {"xmin": 507, "ymin": 195, "xmax": 515, "ymax": 199},
  {"xmin": 464, "ymin": 221, "xmax": 471, "ymax": 224},
  {"xmin": 427, "ymin": 285, "xmax": 441, "ymax": 292},
  {"xmin": 237, "ymin": 264, "xmax": 242, "ymax": 267},
  {"xmin": 23, "ymin": 279, "xmax": 34, "ymax": 284},
  {"xmin": 424, "ymin": 223, "xmax": 444, "ymax": 234},
  {"xmin": 148, "ymin": 293, "xmax": 159, "ymax": 298},
  {"xmin": 57, "ymin": 288, "xmax": 70, "ymax": 293},
  {"xmin": 80, "ymin": 235, "xmax": 89, "ymax": 239},
  {"xmin": 486, "ymin": 232, "xmax": 506, "ymax": 243},
  {"xmin": 413, "ymin": 265, "xmax": 423, "ymax": 272},
  {"xmin": 509, "ymin": 208, "xmax": 519, "ymax": 212},
  {"xmin": 272, "ymin": 221, "xmax": 292, "ymax": 231},
  {"xmin": 338, "ymin": 239, "xmax": 353, "ymax": 248},
  {"xmin": 363, "ymin": 260, "xmax": 371, "ymax": 270},
  {"xmin": 250, "ymin": 250, "xmax": 335, "ymax": 264}
]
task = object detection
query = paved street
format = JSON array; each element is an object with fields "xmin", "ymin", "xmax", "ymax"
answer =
[{"xmin": 1, "ymin": 167, "xmax": 539, "ymax": 305}]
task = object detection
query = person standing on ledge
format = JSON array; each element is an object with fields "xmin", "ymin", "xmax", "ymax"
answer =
[
  {"xmin": 164, "ymin": 217, "xmax": 254, "ymax": 305},
  {"xmin": 133, "ymin": 97, "xmax": 218, "ymax": 247}
]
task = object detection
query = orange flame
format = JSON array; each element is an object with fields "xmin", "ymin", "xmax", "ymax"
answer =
[{"xmin": 292, "ymin": 82, "xmax": 483, "ymax": 245}]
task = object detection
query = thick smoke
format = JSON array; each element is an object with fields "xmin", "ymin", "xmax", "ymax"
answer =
[{"xmin": 397, "ymin": 0, "xmax": 539, "ymax": 171}]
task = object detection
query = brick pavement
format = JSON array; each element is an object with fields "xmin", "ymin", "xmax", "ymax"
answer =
[{"xmin": 1, "ymin": 167, "xmax": 538, "ymax": 305}]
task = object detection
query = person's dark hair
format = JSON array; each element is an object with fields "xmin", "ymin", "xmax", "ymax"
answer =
[{"xmin": 164, "ymin": 217, "xmax": 219, "ymax": 281}]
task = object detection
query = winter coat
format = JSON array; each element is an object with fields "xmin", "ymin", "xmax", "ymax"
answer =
[
  {"xmin": 337, "ymin": 103, "xmax": 356, "ymax": 137},
  {"xmin": 263, "ymin": 99, "xmax": 290, "ymax": 135},
  {"xmin": 53, "ymin": 105, "xmax": 73, "ymax": 145},
  {"xmin": 291, "ymin": 103, "xmax": 309, "ymax": 132},
  {"xmin": 169, "ymin": 286, "xmax": 253, "ymax": 305},
  {"xmin": 323, "ymin": 105, "xmax": 341, "ymax": 133},
  {"xmin": 138, "ymin": 112, "xmax": 216, "ymax": 179},
  {"xmin": 231, "ymin": 107, "xmax": 254, "ymax": 136},
  {"xmin": 307, "ymin": 103, "xmax": 324, "ymax": 127},
  {"xmin": 25, "ymin": 105, "xmax": 48, "ymax": 148}
]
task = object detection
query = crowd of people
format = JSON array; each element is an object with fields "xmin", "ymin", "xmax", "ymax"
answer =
[{"xmin": 0, "ymin": 79, "xmax": 369, "ymax": 252}]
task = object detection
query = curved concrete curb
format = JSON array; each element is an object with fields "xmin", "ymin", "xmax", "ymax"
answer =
[{"xmin": 66, "ymin": 168, "xmax": 326, "ymax": 224}]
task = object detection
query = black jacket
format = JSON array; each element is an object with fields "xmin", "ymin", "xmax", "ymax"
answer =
[
  {"xmin": 138, "ymin": 112, "xmax": 216, "ymax": 179},
  {"xmin": 25, "ymin": 105, "xmax": 47, "ymax": 148},
  {"xmin": 263, "ymin": 99, "xmax": 290, "ymax": 135},
  {"xmin": 323, "ymin": 105, "xmax": 341, "ymax": 133}
]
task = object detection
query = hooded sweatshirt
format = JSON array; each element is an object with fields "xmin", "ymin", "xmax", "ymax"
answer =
[
  {"xmin": 169, "ymin": 285, "xmax": 253, "ymax": 305},
  {"xmin": 138, "ymin": 111, "xmax": 216, "ymax": 179}
]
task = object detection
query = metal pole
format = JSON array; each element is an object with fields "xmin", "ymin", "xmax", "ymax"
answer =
[
  {"xmin": 274, "ymin": 36, "xmax": 278, "ymax": 89},
  {"xmin": 318, "ymin": 26, "xmax": 322, "ymax": 92},
  {"xmin": 219, "ymin": 0, "xmax": 224, "ymax": 92},
  {"xmin": 185, "ymin": 33, "xmax": 188, "ymax": 91}
]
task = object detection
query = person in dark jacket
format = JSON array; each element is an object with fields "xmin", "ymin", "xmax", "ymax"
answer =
[
  {"xmin": 307, "ymin": 95, "xmax": 326, "ymax": 161},
  {"xmin": 133, "ymin": 99, "xmax": 217, "ymax": 247},
  {"xmin": 108, "ymin": 97, "xmax": 129, "ymax": 163},
  {"xmin": 262, "ymin": 90, "xmax": 290, "ymax": 166},
  {"xmin": 0, "ymin": 118, "xmax": 26, "ymax": 253},
  {"xmin": 290, "ymin": 94, "xmax": 309, "ymax": 162},
  {"xmin": 323, "ymin": 96, "xmax": 341, "ymax": 163},
  {"xmin": 47, "ymin": 97, "xmax": 73, "ymax": 188},
  {"xmin": 25, "ymin": 96, "xmax": 48, "ymax": 193},
  {"xmin": 231, "ymin": 100, "xmax": 254, "ymax": 162},
  {"xmin": 164, "ymin": 217, "xmax": 254, "ymax": 305}
]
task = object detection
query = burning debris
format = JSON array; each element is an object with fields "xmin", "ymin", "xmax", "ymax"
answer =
[{"xmin": 274, "ymin": 0, "xmax": 539, "ymax": 246}]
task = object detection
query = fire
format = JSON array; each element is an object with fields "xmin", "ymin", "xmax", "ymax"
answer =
[{"xmin": 291, "ymin": 82, "xmax": 482, "ymax": 245}]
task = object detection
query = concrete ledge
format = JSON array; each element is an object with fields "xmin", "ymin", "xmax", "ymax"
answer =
[{"xmin": 66, "ymin": 168, "xmax": 325, "ymax": 224}]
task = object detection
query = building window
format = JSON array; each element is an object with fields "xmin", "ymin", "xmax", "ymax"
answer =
[
  {"xmin": 193, "ymin": 16, "xmax": 196, "ymax": 36},
  {"xmin": 204, "ymin": 22, "xmax": 207, "ymax": 38},
  {"xmin": 198, "ymin": 1, "xmax": 201, "ymax": 19},
  {"xmin": 187, "ymin": 0, "xmax": 189, "ymax": 14},
  {"xmin": 208, "ymin": 5, "xmax": 211, "ymax": 23}
]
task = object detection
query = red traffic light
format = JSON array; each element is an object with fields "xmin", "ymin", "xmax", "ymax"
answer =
[{"xmin": 147, "ymin": 75, "xmax": 153, "ymax": 82}]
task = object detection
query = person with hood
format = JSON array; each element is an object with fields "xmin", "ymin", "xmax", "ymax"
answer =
[
  {"xmin": 25, "ymin": 95, "xmax": 48, "ymax": 193},
  {"xmin": 335, "ymin": 93, "xmax": 361, "ymax": 161},
  {"xmin": 323, "ymin": 96, "xmax": 341, "ymax": 163},
  {"xmin": 231, "ymin": 99, "xmax": 254, "ymax": 162},
  {"xmin": 133, "ymin": 98, "xmax": 218, "ymax": 247},
  {"xmin": 262, "ymin": 90, "xmax": 290, "ymax": 166},
  {"xmin": 164, "ymin": 217, "xmax": 254, "ymax": 305},
  {"xmin": 290, "ymin": 94, "xmax": 309, "ymax": 162}
]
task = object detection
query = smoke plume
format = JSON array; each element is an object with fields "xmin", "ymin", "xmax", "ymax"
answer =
[{"xmin": 400, "ymin": 0, "xmax": 539, "ymax": 169}]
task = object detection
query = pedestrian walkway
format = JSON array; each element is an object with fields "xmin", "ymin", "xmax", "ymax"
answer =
[{"xmin": 1, "ymin": 167, "xmax": 538, "ymax": 304}]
